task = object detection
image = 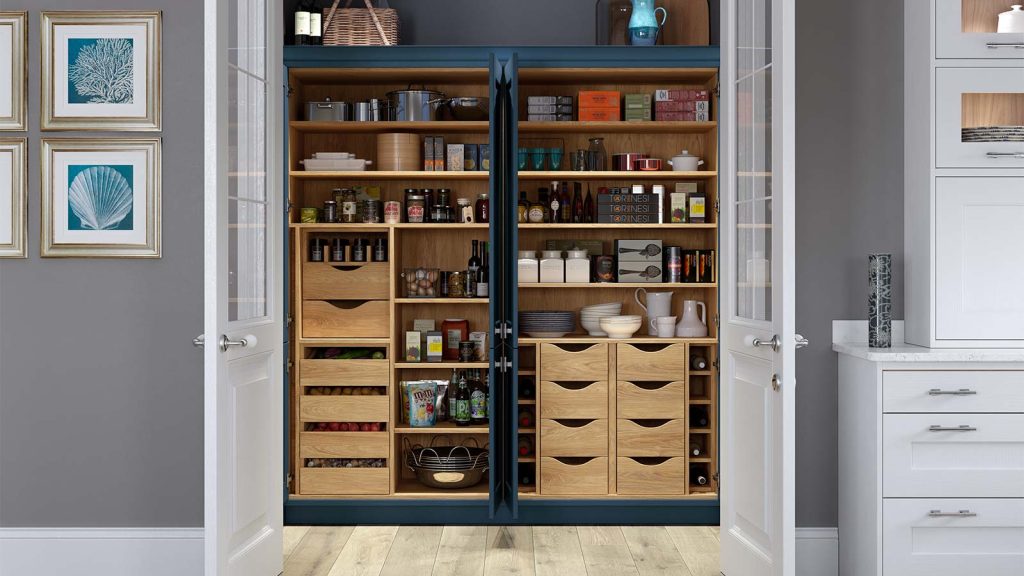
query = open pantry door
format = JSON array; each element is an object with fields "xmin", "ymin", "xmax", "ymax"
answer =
[
  {"xmin": 719, "ymin": 0, "xmax": 796, "ymax": 575},
  {"xmin": 203, "ymin": 0, "xmax": 284, "ymax": 574}
]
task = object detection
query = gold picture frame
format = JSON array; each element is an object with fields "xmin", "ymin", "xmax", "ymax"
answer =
[
  {"xmin": 0, "ymin": 12, "xmax": 27, "ymax": 131},
  {"xmin": 41, "ymin": 138, "xmax": 161, "ymax": 258},
  {"xmin": 41, "ymin": 11, "xmax": 161, "ymax": 131},
  {"xmin": 0, "ymin": 138, "xmax": 27, "ymax": 257}
]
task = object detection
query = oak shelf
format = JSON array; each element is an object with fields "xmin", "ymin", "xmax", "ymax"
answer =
[
  {"xmin": 518, "ymin": 336, "xmax": 717, "ymax": 345},
  {"xmin": 394, "ymin": 362, "xmax": 489, "ymax": 369},
  {"xmin": 291, "ymin": 120, "xmax": 489, "ymax": 134},
  {"xmin": 518, "ymin": 223, "xmax": 716, "ymax": 230},
  {"xmin": 394, "ymin": 298, "xmax": 489, "ymax": 304},
  {"xmin": 519, "ymin": 283, "xmax": 717, "ymax": 289},
  {"xmin": 518, "ymin": 120, "xmax": 717, "ymax": 134},
  {"xmin": 290, "ymin": 170, "xmax": 488, "ymax": 181},
  {"xmin": 518, "ymin": 170, "xmax": 715, "ymax": 181},
  {"xmin": 394, "ymin": 422, "xmax": 489, "ymax": 434}
]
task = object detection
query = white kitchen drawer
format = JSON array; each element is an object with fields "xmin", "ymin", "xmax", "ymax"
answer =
[
  {"xmin": 883, "ymin": 498, "xmax": 1024, "ymax": 576},
  {"xmin": 935, "ymin": 178, "xmax": 1024, "ymax": 341},
  {"xmin": 883, "ymin": 414, "xmax": 1024, "ymax": 497},
  {"xmin": 936, "ymin": 1, "xmax": 1024, "ymax": 59},
  {"xmin": 883, "ymin": 370, "xmax": 1024, "ymax": 413},
  {"xmin": 936, "ymin": 68, "xmax": 1024, "ymax": 169}
]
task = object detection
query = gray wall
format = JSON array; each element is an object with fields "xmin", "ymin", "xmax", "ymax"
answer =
[
  {"xmin": 0, "ymin": 0, "xmax": 205, "ymax": 527},
  {"xmin": 794, "ymin": 0, "xmax": 904, "ymax": 528}
]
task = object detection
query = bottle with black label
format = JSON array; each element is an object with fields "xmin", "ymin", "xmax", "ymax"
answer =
[
  {"xmin": 293, "ymin": 2, "xmax": 311, "ymax": 45},
  {"xmin": 476, "ymin": 242, "xmax": 489, "ymax": 298},
  {"xmin": 467, "ymin": 240, "xmax": 481, "ymax": 297}
]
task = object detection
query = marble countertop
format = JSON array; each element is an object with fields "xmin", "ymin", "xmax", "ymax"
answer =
[{"xmin": 832, "ymin": 320, "xmax": 1024, "ymax": 362}]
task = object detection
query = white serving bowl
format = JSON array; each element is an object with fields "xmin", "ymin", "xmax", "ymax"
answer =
[
  {"xmin": 600, "ymin": 315, "xmax": 642, "ymax": 324},
  {"xmin": 581, "ymin": 317, "xmax": 608, "ymax": 336},
  {"xmin": 599, "ymin": 317, "xmax": 642, "ymax": 339}
]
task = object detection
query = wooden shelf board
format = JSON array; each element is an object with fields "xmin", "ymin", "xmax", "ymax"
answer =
[
  {"xmin": 395, "ymin": 362, "xmax": 489, "ymax": 369},
  {"xmin": 689, "ymin": 398, "xmax": 713, "ymax": 405},
  {"xmin": 520, "ymin": 282, "xmax": 717, "ymax": 289},
  {"xmin": 518, "ymin": 486, "xmax": 537, "ymax": 494},
  {"xmin": 518, "ymin": 170, "xmax": 715, "ymax": 181},
  {"xmin": 291, "ymin": 120, "xmax": 489, "ymax": 134},
  {"xmin": 689, "ymin": 370, "xmax": 714, "ymax": 376},
  {"xmin": 518, "ymin": 492, "xmax": 719, "ymax": 500},
  {"xmin": 290, "ymin": 67, "xmax": 489, "ymax": 84},
  {"xmin": 394, "ymin": 480, "xmax": 489, "ymax": 499},
  {"xmin": 519, "ymin": 428, "xmax": 537, "ymax": 434},
  {"xmin": 518, "ymin": 370, "xmax": 536, "ymax": 376},
  {"xmin": 518, "ymin": 457, "xmax": 537, "ymax": 463},
  {"xmin": 518, "ymin": 120, "xmax": 717, "ymax": 134},
  {"xmin": 518, "ymin": 223, "xmax": 716, "ymax": 230},
  {"xmin": 290, "ymin": 223, "xmax": 489, "ymax": 230},
  {"xmin": 291, "ymin": 170, "xmax": 488, "ymax": 181},
  {"xmin": 517, "ymin": 67, "xmax": 719, "ymax": 85},
  {"xmin": 298, "ymin": 337, "xmax": 391, "ymax": 346},
  {"xmin": 519, "ymin": 336, "xmax": 717, "ymax": 344},
  {"xmin": 690, "ymin": 427, "xmax": 713, "ymax": 433},
  {"xmin": 518, "ymin": 399, "xmax": 537, "ymax": 405},
  {"xmin": 394, "ymin": 422, "xmax": 489, "ymax": 434},
  {"xmin": 394, "ymin": 298, "xmax": 489, "ymax": 304},
  {"xmin": 690, "ymin": 457, "xmax": 712, "ymax": 463}
]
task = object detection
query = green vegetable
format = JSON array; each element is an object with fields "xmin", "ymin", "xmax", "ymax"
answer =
[{"xmin": 371, "ymin": 351, "xmax": 385, "ymax": 359}]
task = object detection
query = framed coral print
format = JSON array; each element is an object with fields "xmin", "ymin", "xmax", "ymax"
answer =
[
  {"xmin": 41, "ymin": 138, "xmax": 161, "ymax": 257},
  {"xmin": 0, "ymin": 138, "xmax": 27, "ymax": 257},
  {"xmin": 0, "ymin": 12, "xmax": 27, "ymax": 131},
  {"xmin": 41, "ymin": 12, "xmax": 161, "ymax": 131}
]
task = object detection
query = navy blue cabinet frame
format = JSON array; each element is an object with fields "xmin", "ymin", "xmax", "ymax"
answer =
[{"xmin": 283, "ymin": 45, "xmax": 720, "ymax": 526}]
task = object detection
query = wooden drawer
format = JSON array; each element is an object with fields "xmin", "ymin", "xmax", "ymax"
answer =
[
  {"xmin": 540, "ymin": 457, "xmax": 608, "ymax": 495},
  {"xmin": 618, "ymin": 381, "xmax": 687, "ymax": 419},
  {"xmin": 616, "ymin": 343, "xmax": 687, "ymax": 381},
  {"xmin": 299, "ymin": 395, "xmax": 389, "ymax": 423},
  {"xmin": 540, "ymin": 380, "xmax": 608, "ymax": 419},
  {"xmin": 300, "ymin": 358, "xmax": 390, "ymax": 387},
  {"xmin": 617, "ymin": 457, "xmax": 687, "ymax": 495},
  {"xmin": 302, "ymin": 262, "xmax": 389, "ymax": 300},
  {"xmin": 883, "ymin": 370, "xmax": 1024, "ymax": 413},
  {"xmin": 883, "ymin": 498, "xmax": 1024, "ymax": 576},
  {"xmin": 540, "ymin": 343, "xmax": 608, "ymax": 381},
  {"xmin": 300, "ymin": 432, "xmax": 389, "ymax": 459},
  {"xmin": 302, "ymin": 300, "xmax": 389, "ymax": 338},
  {"xmin": 300, "ymin": 467, "xmax": 389, "ymax": 496},
  {"xmin": 540, "ymin": 418, "xmax": 608, "ymax": 457},
  {"xmin": 883, "ymin": 414, "xmax": 1024, "ymax": 498},
  {"xmin": 617, "ymin": 419, "xmax": 687, "ymax": 457}
]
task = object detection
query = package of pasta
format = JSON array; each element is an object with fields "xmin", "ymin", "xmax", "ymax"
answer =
[{"xmin": 407, "ymin": 381, "xmax": 437, "ymax": 427}]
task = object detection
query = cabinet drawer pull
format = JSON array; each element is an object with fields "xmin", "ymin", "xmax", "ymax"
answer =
[
  {"xmin": 928, "ymin": 509, "xmax": 977, "ymax": 518},
  {"xmin": 986, "ymin": 152, "xmax": 1024, "ymax": 159},
  {"xmin": 986, "ymin": 42, "xmax": 1024, "ymax": 49},
  {"xmin": 928, "ymin": 425, "xmax": 978, "ymax": 432},
  {"xmin": 928, "ymin": 388, "xmax": 977, "ymax": 396}
]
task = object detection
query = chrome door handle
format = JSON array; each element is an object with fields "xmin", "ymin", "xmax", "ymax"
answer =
[
  {"xmin": 219, "ymin": 334, "xmax": 252, "ymax": 352},
  {"xmin": 752, "ymin": 335, "xmax": 781, "ymax": 352},
  {"xmin": 192, "ymin": 334, "xmax": 205, "ymax": 348},
  {"xmin": 986, "ymin": 42, "xmax": 1024, "ymax": 49},
  {"xmin": 771, "ymin": 374, "xmax": 781, "ymax": 392},
  {"xmin": 987, "ymin": 152, "xmax": 1024, "ymax": 159},
  {"xmin": 928, "ymin": 388, "xmax": 977, "ymax": 396},
  {"xmin": 795, "ymin": 334, "xmax": 809, "ymax": 349},
  {"xmin": 929, "ymin": 425, "xmax": 978, "ymax": 432},
  {"xmin": 928, "ymin": 510, "xmax": 977, "ymax": 518}
]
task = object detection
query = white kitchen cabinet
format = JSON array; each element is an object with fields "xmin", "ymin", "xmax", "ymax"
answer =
[
  {"xmin": 936, "ymin": 0, "xmax": 1024, "ymax": 59},
  {"xmin": 936, "ymin": 68, "xmax": 1024, "ymax": 169}
]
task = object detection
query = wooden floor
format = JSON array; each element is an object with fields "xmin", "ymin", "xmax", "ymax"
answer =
[{"xmin": 283, "ymin": 525, "xmax": 720, "ymax": 576}]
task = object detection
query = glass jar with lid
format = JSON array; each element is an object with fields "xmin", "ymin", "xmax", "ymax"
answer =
[
  {"xmin": 406, "ymin": 194, "xmax": 426, "ymax": 223},
  {"xmin": 340, "ymin": 189, "xmax": 358, "ymax": 223},
  {"xmin": 457, "ymin": 198, "xmax": 474, "ymax": 223}
]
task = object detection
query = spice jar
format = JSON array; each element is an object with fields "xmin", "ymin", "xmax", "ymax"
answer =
[
  {"xmin": 475, "ymin": 193, "xmax": 489, "ymax": 223},
  {"xmin": 372, "ymin": 238, "xmax": 387, "ymax": 262},
  {"xmin": 448, "ymin": 271, "xmax": 466, "ymax": 297},
  {"xmin": 421, "ymin": 188, "xmax": 435, "ymax": 223},
  {"xmin": 431, "ymin": 205, "xmax": 447, "ymax": 223},
  {"xmin": 437, "ymin": 188, "xmax": 452, "ymax": 210},
  {"xmin": 340, "ymin": 189, "xmax": 358, "ymax": 223},
  {"xmin": 330, "ymin": 238, "xmax": 348, "ymax": 262},
  {"xmin": 457, "ymin": 198, "xmax": 474, "ymax": 223},
  {"xmin": 406, "ymin": 194, "xmax": 426, "ymax": 223},
  {"xmin": 309, "ymin": 238, "xmax": 325, "ymax": 262},
  {"xmin": 323, "ymin": 200, "xmax": 339, "ymax": 223},
  {"xmin": 351, "ymin": 239, "xmax": 367, "ymax": 262}
]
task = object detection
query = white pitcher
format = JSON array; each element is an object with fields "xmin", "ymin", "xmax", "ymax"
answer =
[
  {"xmin": 635, "ymin": 288, "xmax": 674, "ymax": 336},
  {"xmin": 676, "ymin": 300, "xmax": 708, "ymax": 338}
]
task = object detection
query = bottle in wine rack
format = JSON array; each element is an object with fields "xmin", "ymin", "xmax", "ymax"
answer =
[
  {"xmin": 519, "ymin": 380, "xmax": 535, "ymax": 399},
  {"xmin": 520, "ymin": 472, "xmax": 534, "ymax": 486},
  {"xmin": 690, "ymin": 442, "xmax": 703, "ymax": 457},
  {"xmin": 518, "ymin": 408, "xmax": 534, "ymax": 428},
  {"xmin": 518, "ymin": 436, "xmax": 534, "ymax": 457},
  {"xmin": 691, "ymin": 355, "xmax": 709, "ymax": 370},
  {"xmin": 690, "ymin": 406, "xmax": 710, "ymax": 428},
  {"xmin": 690, "ymin": 466, "xmax": 709, "ymax": 486}
]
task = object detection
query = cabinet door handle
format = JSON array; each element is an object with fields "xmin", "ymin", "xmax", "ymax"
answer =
[
  {"xmin": 928, "ymin": 509, "xmax": 977, "ymax": 518},
  {"xmin": 986, "ymin": 42, "xmax": 1024, "ymax": 49},
  {"xmin": 928, "ymin": 425, "xmax": 978, "ymax": 432},
  {"xmin": 928, "ymin": 388, "xmax": 977, "ymax": 396},
  {"xmin": 987, "ymin": 152, "xmax": 1024, "ymax": 159}
]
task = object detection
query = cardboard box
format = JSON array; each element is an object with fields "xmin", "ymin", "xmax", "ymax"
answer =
[
  {"xmin": 655, "ymin": 100, "xmax": 710, "ymax": 112},
  {"xmin": 426, "ymin": 332, "xmax": 443, "ymax": 362},
  {"xmin": 624, "ymin": 93, "xmax": 652, "ymax": 109},
  {"xmin": 598, "ymin": 203, "xmax": 656, "ymax": 215},
  {"xmin": 423, "ymin": 137, "xmax": 435, "ymax": 171},
  {"xmin": 479, "ymin": 144, "xmax": 490, "ymax": 171},
  {"xmin": 469, "ymin": 332, "xmax": 487, "ymax": 362},
  {"xmin": 656, "ymin": 111, "xmax": 710, "ymax": 122},
  {"xmin": 405, "ymin": 331, "xmax": 422, "ymax": 362},
  {"xmin": 464, "ymin": 144, "xmax": 479, "ymax": 171},
  {"xmin": 614, "ymin": 239, "xmax": 663, "ymax": 262},
  {"xmin": 682, "ymin": 250, "xmax": 717, "ymax": 283},
  {"xmin": 670, "ymin": 192, "xmax": 688, "ymax": 223},
  {"xmin": 413, "ymin": 319, "xmax": 435, "ymax": 333},
  {"xmin": 617, "ymin": 262, "xmax": 663, "ymax": 282},
  {"xmin": 433, "ymin": 136, "xmax": 446, "ymax": 171},
  {"xmin": 599, "ymin": 214, "xmax": 656, "ymax": 224},
  {"xmin": 655, "ymin": 89, "xmax": 710, "ymax": 102},
  {"xmin": 527, "ymin": 104, "xmax": 574, "ymax": 114},
  {"xmin": 527, "ymin": 113, "xmax": 574, "ymax": 122},
  {"xmin": 579, "ymin": 107, "xmax": 621, "ymax": 121},
  {"xmin": 528, "ymin": 95, "xmax": 573, "ymax": 106},
  {"xmin": 579, "ymin": 90, "xmax": 620, "ymax": 107},
  {"xmin": 688, "ymin": 192, "xmax": 707, "ymax": 223},
  {"xmin": 624, "ymin": 110, "xmax": 651, "ymax": 121},
  {"xmin": 446, "ymin": 144, "xmax": 465, "ymax": 171},
  {"xmin": 601, "ymin": 193, "xmax": 658, "ymax": 204}
]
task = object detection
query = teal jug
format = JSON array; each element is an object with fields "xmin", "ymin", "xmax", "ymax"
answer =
[{"xmin": 628, "ymin": 0, "xmax": 667, "ymax": 46}]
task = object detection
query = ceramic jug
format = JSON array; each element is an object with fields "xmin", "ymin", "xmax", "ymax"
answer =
[
  {"xmin": 628, "ymin": 0, "xmax": 668, "ymax": 46},
  {"xmin": 998, "ymin": 5, "xmax": 1024, "ymax": 33},
  {"xmin": 635, "ymin": 288, "xmax": 673, "ymax": 336},
  {"xmin": 676, "ymin": 300, "xmax": 708, "ymax": 338}
]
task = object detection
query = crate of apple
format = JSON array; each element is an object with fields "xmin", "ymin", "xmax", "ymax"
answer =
[
  {"xmin": 307, "ymin": 422, "xmax": 384, "ymax": 432},
  {"xmin": 306, "ymin": 386, "xmax": 385, "ymax": 396}
]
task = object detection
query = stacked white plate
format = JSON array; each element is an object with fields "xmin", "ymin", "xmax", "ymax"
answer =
[
  {"xmin": 580, "ymin": 302, "xmax": 623, "ymax": 336},
  {"xmin": 520, "ymin": 311, "xmax": 575, "ymax": 338},
  {"xmin": 599, "ymin": 315, "xmax": 643, "ymax": 339}
]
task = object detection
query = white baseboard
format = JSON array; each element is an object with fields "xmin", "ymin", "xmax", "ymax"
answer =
[
  {"xmin": 0, "ymin": 528, "xmax": 204, "ymax": 576},
  {"xmin": 797, "ymin": 527, "xmax": 839, "ymax": 576}
]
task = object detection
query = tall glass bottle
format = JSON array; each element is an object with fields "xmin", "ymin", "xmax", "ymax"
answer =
[
  {"xmin": 584, "ymin": 185, "xmax": 595, "ymax": 223},
  {"xmin": 559, "ymin": 181, "xmax": 572, "ymax": 223},
  {"xmin": 518, "ymin": 191, "xmax": 529, "ymax": 223},
  {"xmin": 549, "ymin": 181, "xmax": 561, "ymax": 223},
  {"xmin": 571, "ymin": 182, "xmax": 583, "ymax": 223},
  {"xmin": 537, "ymin": 188, "xmax": 550, "ymax": 223},
  {"xmin": 455, "ymin": 372, "xmax": 471, "ymax": 426},
  {"xmin": 470, "ymin": 370, "xmax": 488, "ymax": 425},
  {"xmin": 477, "ymin": 242, "xmax": 489, "ymax": 298},
  {"xmin": 467, "ymin": 240, "xmax": 481, "ymax": 297}
]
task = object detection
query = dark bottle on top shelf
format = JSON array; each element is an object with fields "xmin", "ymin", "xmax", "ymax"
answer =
[
  {"xmin": 293, "ymin": 2, "xmax": 312, "ymax": 45},
  {"xmin": 308, "ymin": 1, "xmax": 323, "ymax": 45}
]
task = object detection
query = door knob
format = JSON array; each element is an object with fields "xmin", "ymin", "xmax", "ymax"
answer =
[
  {"xmin": 219, "ymin": 334, "xmax": 256, "ymax": 352},
  {"xmin": 795, "ymin": 334, "xmax": 809, "ymax": 349},
  {"xmin": 771, "ymin": 374, "xmax": 781, "ymax": 391},
  {"xmin": 192, "ymin": 334, "xmax": 205, "ymax": 348},
  {"xmin": 751, "ymin": 334, "xmax": 781, "ymax": 352}
]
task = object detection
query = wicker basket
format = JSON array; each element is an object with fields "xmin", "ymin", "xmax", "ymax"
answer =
[{"xmin": 322, "ymin": 0, "xmax": 399, "ymax": 46}]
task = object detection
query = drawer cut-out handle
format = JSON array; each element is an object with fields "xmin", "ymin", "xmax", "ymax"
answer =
[
  {"xmin": 552, "ymin": 343, "xmax": 600, "ymax": 353},
  {"xmin": 626, "ymin": 381, "xmax": 674, "ymax": 390},
  {"xmin": 552, "ymin": 419, "xmax": 597, "ymax": 428},
  {"xmin": 928, "ymin": 425, "xmax": 977, "ymax": 432},
  {"xmin": 326, "ymin": 300, "xmax": 376, "ymax": 310},
  {"xmin": 627, "ymin": 419, "xmax": 672, "ymax": 428},
  {"xmin": 628, "ymin": 343, "xmax": 675, "ymax": 353},
  {"xmin": 628, "ymin": 457, "xmax": 672, "ymax": 466},
  {"xmin": 328, "ymin": 264, "xmax": 367, "ymax": 272},
  {"xmin": 552, "ymin": 457, "xmax": 596, "ymax": 466},
  {"xmin": 550, "ymin": 381, "xmax": 600, "ymax": 391},
  {"xmin": 928, "ymin": 510, "xmax": 977, "ymax": 518},
  {"xmin": 928, "ymin": 388, "xmax": 976, "ymax": 396}
]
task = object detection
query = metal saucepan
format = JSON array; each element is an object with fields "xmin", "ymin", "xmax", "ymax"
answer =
[
  {"xmin": 612, "ymin": 152, "xmax": 648, "ymax": 171},
  {"xmin": 386, "ymin": 87, "xmax": 447, "ymax": 121},
  {"xmin": 635, "ymin": 158, "xmax": 664, "ymax": 171},
  {"xmin": 443, "ymin": 97, "xmax": 490, "ymax": 121}
]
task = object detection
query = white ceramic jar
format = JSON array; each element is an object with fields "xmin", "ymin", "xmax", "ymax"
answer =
[
  {"xmin": 998, "ymin": 5, "xmax": 1024, "ymax": 33},
  {"xmin": 539, "ymin": 250, "xmax": 565, "ymax": 283},
  {"xmin": 518, "ymin": 250, "xmax": 539, "ymax": 283},
  {"xmin": 565, "ymin": 250, "xmax": 590, "ymax": 283}
]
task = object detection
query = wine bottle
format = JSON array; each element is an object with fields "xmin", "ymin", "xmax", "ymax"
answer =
[
  {"xmin": 549, "ymin": 181, "xmax": 561, "ymax": 223},
  {"xmin": 559, "ymin": 181, "xmax": 572, "ymax": 223},
  {"xmin": 518, "ymin": 191, "xmax": 529, "ymax": 223},
  {"xmin": 537, "ymin": 188, "xmax": 550, "ymax": 223},
  {"xmin": 691, "ymin": 355, "xmax": 709, "ymax": 370},
  {"xmin": 571, "ymin": 182, "xmax": 583, "ymax": 223},
  {"xmin": 477, "ymin": 242, "xmax": 489, "ymax": 297},
  {"xmin": 691, "ymin": 406, "xmax": 710, "ymax": 427},
  {"xmin": 521, "ymin": 472, "xmax": 534, "ymax": 486},
  {"xmin": 518, "ymin": 409, "xmax": 534, "ymax": 428},
  {"xmin": 467, "ymin": 240, "xmax": 481, "ymax": 296},
  {"xmin": 309, "ymin": 1, "xmax": 323, "ymax": 45},
  {"xmin": 518, "ymin": 436, "xmax": 534, "ymax": 457},
  {"xmin": 449, "ymin": 369, "xmax": 460, "ymax": 418},
  {"xmin": 583, "ymin": 186, "xmax": 595, "ymax": 223},
  {"xmin": 519, "ymin": 380, "xmax": 535, "ymax": 399},
  {"xmin": 690, "ymin": 465, "xmax": 709, "ymax": 486},
  {"xmin": 690, "ymin": 442, "xmax": 703, "ymax": 457},
  {"xmin": 293, "ymin": 2, "xmax": 312, "ymax": 45},
  {"xmin": 455, "ymin": 372, "xmax": 471, "ymax": 426}
]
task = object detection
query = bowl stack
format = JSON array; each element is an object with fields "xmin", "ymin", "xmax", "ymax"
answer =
[
  {"xmin": 580, "ymin": 302, "xmax": 624, "ymax": 336},
  {"xmin": 519, "ymin": 311, "xmax": 576, "ymax": 338},
  {"xmin": 599, "ymin": 315, "xmax": 644, "ymax": 339}
]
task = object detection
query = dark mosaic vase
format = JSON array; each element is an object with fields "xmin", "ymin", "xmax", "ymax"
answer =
[{"xmin": 869, "ymin": 254, "xmax": 892, "ymax": 348}]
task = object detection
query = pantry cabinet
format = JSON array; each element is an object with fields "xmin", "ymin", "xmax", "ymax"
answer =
[
  {"xmin": 282, "ymin": 46, "xmax": 721, "ymax": 524},
  {"xmin": 935, "ymin": 0, "xmax": 1024, "ymax": 59}
]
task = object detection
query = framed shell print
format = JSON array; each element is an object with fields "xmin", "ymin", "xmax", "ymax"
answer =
[
  {"xmin": 41, "ymin": 11, "xmax": 161, "ymax": 131},
  {"xmin": 0, "ymin": 12, "xmax": 27, "ymax": 131},
  {"xmin": 0, "ymin": 138, "xmax": 27, "ymax": 257},
  {"xmin": 41, "ymin": 138, "xmax": 161, "ymax": 257}
]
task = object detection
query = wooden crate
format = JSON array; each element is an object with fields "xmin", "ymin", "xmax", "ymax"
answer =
[
  {"xmin": 300, "ymin": 431, "xmax": 390, "ymax": 459},
  {"xmin": 540, "ymin": 418, "xmax": 608, "ymax": 457},
  {"xmin": 302, "ymin": 262, "xmax": 389, "ymax": 300},
  {"xmin": 618, "ymin": 381, "xmax": 687, "ymax": 419},
  {"xmin": 617, "ymin": 457, "xmax": 687, "ymax": 495},
  {"xmin": 617, "ymin": 419, "xmax": 687, "ymax": 457},
  {"xmin": 299, "ymin": 395, "xmax": 389, "ymax": 423},
  {"xmin": 540, "ymin": 457, "xmax": 609, "ymax": 495},
  {"xmin": 300, "ymin": 358, "xmax": 390, "ymax": 387},
  {"xmin": 302, "ymin": 300, "xmax": 390, "ymax": 338},
  {"xmin": 540, "ymin": 380, "xmax": 608, "ymax": 419},
  {"xmin": 617, "ymin": 343, "xmax": 688, "ymax": 381},
  {"xmin": 301, "ymin": 467, "xmax": 389, "ymax": 496},
  {"xmin": 540, "ymin": 343, "xmax": 608, "ymax": 381}
]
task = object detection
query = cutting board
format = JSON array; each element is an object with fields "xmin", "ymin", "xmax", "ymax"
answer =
[{"xmin": 659, "ymin": 0, "xmax": 710, "ymax": 46}]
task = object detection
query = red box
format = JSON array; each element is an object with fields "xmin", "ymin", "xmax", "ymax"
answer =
[
  {"xmin": 579, "ymin": 107, "xmax": 621, "ymax": 121},
  {"xmin": 578, "ymin": 91, "xmax": 621, "ymax": 107}
]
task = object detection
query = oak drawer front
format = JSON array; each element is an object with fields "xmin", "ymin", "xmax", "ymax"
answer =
[
  {"xmin": 883, "ymin": 370, "xmax": 1024, "ymax": 413},
  {"xmin": 935, "ymin": 1, "xmax": 1024, "ymax": 60},
  {"xmin": 299, "ymin": 396, "xmax": 390, "ymax": 423},
  {"xmin": 883, "ymin": 498, "xmax": 1024, "ymax": 576},
  {"xmin": 616, "ymin": 343, "xmax": 687, "ymax": 381},
  {"xmin": 300, "ymin": 431, "xmax": 389, "ymax": 459},
  {"xmin": 883, "ymin": 414, "xmax": 1024, "ymax": 497},
  {"xmin": 617, "ymin": 419, "xmax": 687, "ymax": 457},
  {"xmin": 300, "ymin": 467, "xmax": 389, "ymax": 496},
  {"xmin": 540, "ymin": 457, "xmax": 608, "ymax": 495},
  {"xmin": 302, "ymin": 300, "xmax": 390, "ymax": 338},
  {"xmin": 617, "ymin": 381, "xmax": 687, "ymax": 419},
  {"xmin": 540, "ymin": 380, "xmax": 608, "ymax": 419},
  {"xmin": 617, "ymin": 457, "xmax": 687, "ymax": 495},
  {"xmin": 301, "ymin": 359, "xmax": 390, "ymax": 387},
  {"xmin": 302, "ymin": 262, "xmax": 389, "ymax": 300},
  {"xmin": 540, "ymin": 419, "xmax": 608, "ymax": 457},
  {"xmin": 540, "ymin": 343, "xmax": 608, "ymax": 381}
]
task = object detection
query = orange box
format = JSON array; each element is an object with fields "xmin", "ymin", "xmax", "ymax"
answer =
[
  {"xmin": 579, "ymin": 107, "xmax": 621, "ymax": 122},
  {"xmin": 579, "ymin": 90, "xmax": 621, "ymax": 107}
]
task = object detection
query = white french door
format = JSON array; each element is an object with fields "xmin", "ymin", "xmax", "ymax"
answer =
[
  {"xmin": 204, "ymin": 0, "xmax": 283, "ymax": 574},
  {"xmin": 720, "ymin": 0, "xmax": 796, "ymax": 575}
]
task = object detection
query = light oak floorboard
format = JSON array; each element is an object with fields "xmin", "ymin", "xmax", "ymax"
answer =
[
  {"xmin": 284, "ymin": 526, "xmax": 312, "ymax": 561},
  {"xmin": 665, "ymin": 526, "xmax": 720, "ymax": 576},
  {"xmin": 532, "ymin": 526, "xmax": 587, "ymax": 576},
  {"xmin": 327, "ymin": 525, "xmax": 399, "ymax": 576},
  {"xmin": 621, "ymin": 526, "xmax": 695, "ymax": 576},
  {"xmin": 380, "ymin": 525, "xmax": 443, "ymax": 576},
  {"xmin": 284, "ymin": 526, "xmax": 355, "ymax": 576},
  {"xmin": 484, "ymin": 526, "xmax": 536, "ymax": 576},
  {"xmin": 432, "ymin": 525, "xmax": 488, "ymax": 576},
  {"xmin": 577, "ymin": 526, "xmax": 640, "ymax": 576}
]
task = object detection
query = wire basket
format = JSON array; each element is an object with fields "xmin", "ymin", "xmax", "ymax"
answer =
[{"xmin": 322, "ymin": 0, "xmax": 399, "ymax": 46}]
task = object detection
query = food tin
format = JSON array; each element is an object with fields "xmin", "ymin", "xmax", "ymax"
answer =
[
  {"xmin": 459, "ymin": 341, "xmax": 476, "ymax": 363},
  {"xmin": 300, "ymin": 207, "xmax": 319, "ymax": 223},
  {"xmin": 665, "ymin": 246, "xmax": 683, "ymax": 283},
  {"xmin": 362, "ymin": 199, "xmax": 381, "ymax": 223},
  {"xmin": 406, "ymin": 194, "xmax": 426, "ymax": 223},
  {"xmin": 384, "ymin": 201, "xmax": 402, "ymax": 224},
  {"xmin": 592, "ymin": 255, "xmax": 615, "ymax": 282}
]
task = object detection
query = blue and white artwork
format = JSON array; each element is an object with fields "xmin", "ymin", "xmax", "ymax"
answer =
[
  {"xmin": 67, "ymin": 38, "xmax": 135, "ymax": 104},
  {"xmin": 67, "ymin": 165, "xmax": 134, "ymax": 231}
]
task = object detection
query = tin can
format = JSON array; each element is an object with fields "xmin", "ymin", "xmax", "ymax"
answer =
[
  {"xmin": 362, "ymin": 199, "xmax": 381, "ymax": 223},
  {"xmin": 384, "ymin": 201, "xmax": 402, "ymax": 223},
  {"xmin": 300, "ymin": 207, "xmax": 319, "ymax": 223},
  {"xmin": 406, "ymin": 194, "xmax": 426, "ymax": 223},
  {"xmin": 665, "ymin": 246, "xmax": 683, "ymax": 283},
  {"xmin": 323, "ymin": 200, "xmax": 338, "ymax": 223},
  {"xmin": 459, "ymin": 341, "xmax": 476, "ymax": 363},
  {"xmin": 592, "ymin": 255, "xmax": 615, "ymax": 283}
]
